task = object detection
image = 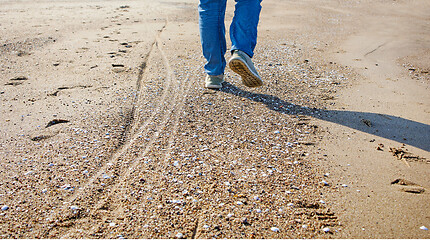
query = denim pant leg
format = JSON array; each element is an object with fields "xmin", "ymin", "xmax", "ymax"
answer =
[
  {"xmin": 199, "ymin": 0, "xmax": 228, "ymax": 76},
  {"xmin": 230, "ymin": 0, "xmax": 262, "ymax": 58}
]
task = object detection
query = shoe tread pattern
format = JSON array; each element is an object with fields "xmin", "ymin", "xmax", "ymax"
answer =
[{"xmin": 229, "ymin": 59, "xmax": 263, "ymax": 88}]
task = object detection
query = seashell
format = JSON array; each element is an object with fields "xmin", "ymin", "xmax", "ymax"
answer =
[{"xmin": 70, "ymin": 206, "xmax": 79, "ymax": 210}]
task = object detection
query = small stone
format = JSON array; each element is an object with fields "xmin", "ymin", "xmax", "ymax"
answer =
[
  {"xmin": 203, "ymin": 224, "xmax": 210, "ymax": 229},
  {"xmin": 109, "ymin": 222, "xmax": 116, "ymax": 227},
  {"xmin": 420, "ymin": 226, "xmax": 428, "ymax": 231},
  {"xmin": 236, "ymin": 201, "xmax": 243, "ymax": 205},
  {"xmin": 323, "ymin": 227, "xmax": 331, "ymax": 233},
  {"xmin": 270, "ymin": 227, "xmax": 280, "ymax": 232},
  {"xmin": 253, "ymin": 196, "xmax": 260, "ymax": 201},
  {"xmin": 1, "ymin": 205, "xmax": 9, "ymax": 211},
  {"xmin": 175, "ymin": 233, "xmax": 184, "ymax": 238},
  {"xmin": 70, "ymin": 206, "xmax": 79, "ymax": 210}
]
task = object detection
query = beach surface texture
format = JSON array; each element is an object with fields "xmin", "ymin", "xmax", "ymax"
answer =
[{"xmin": 0, "ymin": 0, "xmax": 429, "ymax": 238}]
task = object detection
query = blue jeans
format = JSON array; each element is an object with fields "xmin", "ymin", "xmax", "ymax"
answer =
[{"xmin": 199, "ymin": 0, "xmax": 262, "ymax": 76}]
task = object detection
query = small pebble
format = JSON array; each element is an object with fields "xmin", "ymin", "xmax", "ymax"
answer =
[
  {"xmin": 70, "ymin": 206, "xmax": 79, "ymax": 210},
  {"xmin": 255, "ymin": 209, "xmax": 262, "ymax": 213},
  {"xmin": 270, "ymin": 227, "xmax": 280, "ymax": 232},
  {"xmin": 1, "ymin": 205, "xmax": 9, "ymax": 211},
  {"xmin": 287, "ymin": 203, "xmax": 294, "ymax": 207},
  {"xmin": 420, "ymin": 226, "xmax": 428, "ymax": 231},
  {"xmin": 175, "ymin": 233, "xmax": 183, "ymax": 238},
  {"xmin": 236, "ymin": 201, "xmax": 243, "ymax": 205},
  {"xmin": 109, "ymin": 222, "xmax": 116, "ymax": 227},
  {"xmin": 253, "ymin": 196, "xmax": 260, "ymax": 201},
  {"xmin": 203, "ymin": 224, "xmax": 210, "ymax": 229},
  {"xmin": 323, "ymin": 227, "xmax": 331, "ymax": 233}
]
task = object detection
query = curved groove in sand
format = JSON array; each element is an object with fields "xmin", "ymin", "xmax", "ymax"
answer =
[
  {"xmin": 43, "ymin": 19, "xmax": 175, "ymax": 233},
  {"xmin": 46, "ymin": 18, "xmax": 195, "ymax": 237}
]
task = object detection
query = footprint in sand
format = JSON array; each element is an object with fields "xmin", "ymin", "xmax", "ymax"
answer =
[
  {"xmin": 391, "ymin": 178, "xmax": 426, "ymax": 194},
  {"xmin": 30, "ymin": 119, "xmax": 70, "ymax": 141},
  {"xmin": 5, "ymin": 76, "xmax": 28, "ymax": 86}
]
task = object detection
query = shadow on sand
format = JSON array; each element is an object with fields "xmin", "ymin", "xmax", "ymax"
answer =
[{"xmin": 219, "ymin": 82, "xmax": 430, "ymax": 152}]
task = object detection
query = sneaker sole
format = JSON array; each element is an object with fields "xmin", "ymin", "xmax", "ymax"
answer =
[
  {"xmin": 205, "ymin": 83, "xmax": 223, "ymax": 89},
  {"xmin": 229, "ymin": 59, "xmax": 263, "ymax": 88}
]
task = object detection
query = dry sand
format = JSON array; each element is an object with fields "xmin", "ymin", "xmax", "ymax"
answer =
[{"xmin": 0, "ymin": 0, "xmax": 429, "ymax": 238}]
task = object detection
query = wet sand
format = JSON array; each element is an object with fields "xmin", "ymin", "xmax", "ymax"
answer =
[{"xmin": 0, "ymin": 0, "xmax": 429, "ymax": 238}]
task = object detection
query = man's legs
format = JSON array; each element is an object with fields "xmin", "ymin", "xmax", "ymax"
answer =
[
  {"xmin": 228, "ymin": 0, "xmax": 263, "ymax": 87},
  {"xmin": 198, "ymin": 0, "xmax": 228, "ymax": 76},
  {"xmin": 230, "ymin": 0, "xmax": 262, "ymax": 58}
]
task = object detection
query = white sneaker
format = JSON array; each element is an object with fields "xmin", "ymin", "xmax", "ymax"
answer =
[{"xmin": 205, "ymin": 74, "xmax": 224, "ymax": 89}]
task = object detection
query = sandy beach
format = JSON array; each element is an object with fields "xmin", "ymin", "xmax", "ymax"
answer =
[{"xmin": 0, "ymin": 0, "xmax": 429, "ymax": 238}]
